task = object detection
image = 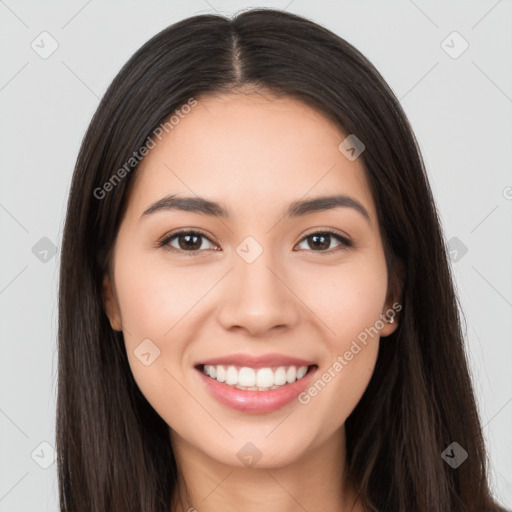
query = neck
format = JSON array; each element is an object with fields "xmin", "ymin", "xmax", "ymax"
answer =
[{"xmin": 169, "ymin": 426, "xmax": 364, "ymax": 512}]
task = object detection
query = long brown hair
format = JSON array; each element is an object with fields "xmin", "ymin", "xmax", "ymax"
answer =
[{"xmin": 57, "ymin": 8, "xmax": 505, "ymax": 511}]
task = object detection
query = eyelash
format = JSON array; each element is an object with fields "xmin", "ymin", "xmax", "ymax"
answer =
[{"xmin": 157, "ymin": 228, "xmax": 353, "ymax": 256}]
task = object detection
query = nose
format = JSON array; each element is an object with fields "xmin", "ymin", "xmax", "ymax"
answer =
[{"xmin": 216, "ymin": 246, "xmax": 300, "ymax": 337}]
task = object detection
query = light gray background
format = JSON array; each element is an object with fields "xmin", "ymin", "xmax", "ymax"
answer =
[{"xmin": 0, "ymin": 1, "xmax": 511, "ymax": 510}]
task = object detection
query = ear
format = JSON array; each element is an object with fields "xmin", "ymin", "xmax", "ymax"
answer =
[
  {"xmin": 379, "ymin": 259, "xmax": 405, "ymax": 337},
  {"xmin": 102, "ymin": 273, "xmax": 123, "ymax": 331}
]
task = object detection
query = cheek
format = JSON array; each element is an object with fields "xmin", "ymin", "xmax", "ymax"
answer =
[
  {"xmin": 114, "ymin": 254, "xmax": 209, "ymax": 341},
  {"xmin": 294, "ymin": 254, "xmax": 389, "ymax": 343},
  {"xmin": 111, "ymin": 253, "xmax": 198, "ymax": 403}
]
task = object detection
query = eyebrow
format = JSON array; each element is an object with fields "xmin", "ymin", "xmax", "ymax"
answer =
[{"xmin": 140, "ymin": 194, "xmax": 371, "ymax": 223}]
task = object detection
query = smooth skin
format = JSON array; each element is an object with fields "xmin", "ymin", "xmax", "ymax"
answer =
[{"xmin": 103, "ymin": 90, "xmax": 401, "ymax": 512}]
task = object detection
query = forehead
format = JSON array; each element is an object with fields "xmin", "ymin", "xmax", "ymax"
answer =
[{"xmin": 125, "ymin": 92, "xmax": 377, "ymax": 223}]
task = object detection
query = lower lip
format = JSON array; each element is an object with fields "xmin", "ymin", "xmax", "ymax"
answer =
[{"xmin": 197, "ymin": 366, "xmax": 318, "ymax": 413}]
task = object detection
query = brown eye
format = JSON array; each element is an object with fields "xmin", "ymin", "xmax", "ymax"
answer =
[
  {"xmin": 160, "ymin": 230, "xmax": 217, "ymax": 253},
  {"xmin": 296, "ymin": 230, "xmax": 352, "ymax": 253}
]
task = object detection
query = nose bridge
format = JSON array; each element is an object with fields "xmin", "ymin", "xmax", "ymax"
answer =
[{"xmin": 217, "ymin": 234, "xmax": 299, "ymax": 335}]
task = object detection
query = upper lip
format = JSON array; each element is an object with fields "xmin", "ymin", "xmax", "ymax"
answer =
[{"xmin": 195, "ymin": 353, "xmax": 316, "ymax": 369}]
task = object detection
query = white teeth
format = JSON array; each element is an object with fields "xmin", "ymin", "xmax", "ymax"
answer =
[
  {"xmin": 226, "ymin": 366, "xmax": 238, "ymax": 385},
  {"xmin": 256, "ymin": 368, "xmax": 274, "ymax": 388},
  {"xmin": 297, "ymin": 366, "xmax": 307, "ymax": 379},
  {"xmin": 216, "ymin": 365, "xmax": 226, "ymax": 383},
  {"xmin": 202, "ymin": 364, "xmax": 309, "ymax": 390},
  {"xmin": 239, "ymin": 367, "xmax": 256, "ymax": 387},
  {"xmin": 286, "ymin": 366, "xmax": 297, "ymax": 383},
  {"xmin": 273, "ymin": 367, "xmax": 287, "ymax": 386}
]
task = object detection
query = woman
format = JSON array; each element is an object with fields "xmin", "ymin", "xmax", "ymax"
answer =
[{"xmin": 57, "ymin": 8, "xmax": 507, "ymax": 512}]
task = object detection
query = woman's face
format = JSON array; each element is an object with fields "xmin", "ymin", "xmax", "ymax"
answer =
[{"xmin": 103, "ymin": 92, "xmax": 399, "ymax": 468}]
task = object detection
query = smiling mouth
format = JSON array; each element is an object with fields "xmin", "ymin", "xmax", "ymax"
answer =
[{"xmin": 197, "ymin": 364, "xmax": 317, "ymax": 392}]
